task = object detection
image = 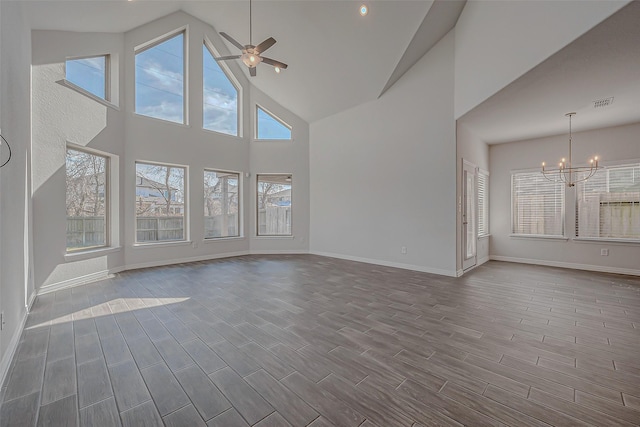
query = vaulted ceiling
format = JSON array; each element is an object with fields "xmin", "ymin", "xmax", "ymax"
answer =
[
  {"xmin": 22, "ymin": 0, "xmax": 462, "ymax": 123},
  {"xmin": 459, "ymin": 1, "xmax": 640, "ymax": 144}
]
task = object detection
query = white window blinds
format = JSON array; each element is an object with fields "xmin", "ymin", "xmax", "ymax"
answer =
[
  {"xmin": 478, "ymin": 172, "xmax": 489, "ymax": 236},
  {"xmin": 512, "ymin": 172, "xmax": 564, "ymax": 236},
  {"xmin": 576, "ymin": 164, "xmax": 640, "ymax": 239}
]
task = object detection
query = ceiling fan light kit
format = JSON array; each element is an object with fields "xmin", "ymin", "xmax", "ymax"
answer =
[
  {"xmin": 214, "ymin": 0, "xmax": 288, "ymax": 77},
  {"xmin": 541, "ymin": 112, "xmax": 602, "ymax": 187}
]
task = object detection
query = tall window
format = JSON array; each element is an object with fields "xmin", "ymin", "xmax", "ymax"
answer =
[
  {"xmin": 136, "ymin": 162, "xmax": 186, "ymax": 243},
  {"xmin": 478, "ymin": 171, "xmax": 489, "ymax": 237},
  {"xmin": 512, "ymin": 171, "xmax": 564, "ymax": 237},
  {"xmin": 66, "ymin": 148, "xmax": 108, "ymax": 251},
  {"xmin": 135, "ymin": 31, "xmax": 185, "ymax": 124},
  {"xmin": 256, "ymin": 106, "xmax": 292, "ymax": 140},
  {"xmin": 576, "ymin": 164, "xmax": 640, "ymax": 239},
  {"xmin": 204, "ymin": 170, "xmax": 240, "ymax": 238},
  {"xmin": 257, "ymin": 174, "xmax": 292, "ymax": 236},
  {"xmin": 65, "ymin": 55, "xmax": 109, "ymax": 100},
  {"xmin": 203, "ymin": 43, "xmax": 239, "ymax": 136}
]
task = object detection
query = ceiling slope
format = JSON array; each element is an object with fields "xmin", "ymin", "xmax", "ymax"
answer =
[
  {"xmin": 458, "ymin": 1, "xmax": 640, "ymax": 144},
  {"xmin": 23, "ymin": 1, "xmax": 433, "ymax": 123},
  {"xmin": 379, "ymin": 0, "xmax": 466, "ymax": 97}
]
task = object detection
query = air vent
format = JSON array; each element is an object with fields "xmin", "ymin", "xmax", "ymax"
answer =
[{"xmin": 593, "ymin": 97, "xmax": 614, "ymax": 108}]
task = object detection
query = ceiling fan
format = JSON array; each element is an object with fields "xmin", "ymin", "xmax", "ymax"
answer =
[{"xmin": 214, "ymin": 0, "xmax": 288, "ymax": 77}]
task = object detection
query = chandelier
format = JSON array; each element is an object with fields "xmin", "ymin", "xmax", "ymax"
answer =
[{"xmin": 541, "ymin": 112, "xmax": 601, "ymax": 187}]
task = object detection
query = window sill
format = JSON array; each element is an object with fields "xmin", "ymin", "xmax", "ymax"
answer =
[
  {"xmin": 132, "ymin": 112, "xmax": 190, "ymax": 128},
  {"xmin": 202, "ymin": 127, "xmax": 243, "ymax": 139},
  {"xmin": 57, "ymin": 80, "xmax": 119, "ymax": 110},
  {"xmin": 509, "ymin": 234, "xmax": 569, "ymax": 241},
  {"xmin": 253, "ymin": 235, "xmax": 294, "ymax": 240},
  {"xmin": 573, "ymin": 237, "xmax": 640, "ymax": 245},
  {"xmin": 133, "ymin": 240, "xmax": 191, "ymax": 249},
  {"xmin": 252, "ymin": 138, "xmax": 294, "ymax": 143},
  {"xmin": 65, "ymin": 246, "xmax": 122, "ymax": 261},
  {"xmin": 204, "ymin": 236, "xmax": 245, "ymax": 243}
]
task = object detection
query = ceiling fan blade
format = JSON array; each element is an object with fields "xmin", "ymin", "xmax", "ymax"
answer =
[
  {"xmin": 261, "ymin": 57, "xmax": 288, "ymax": 69},
  {"xmin": 214, "ymin": 55, "xmax": 241, "ymax": 61},
  {"xmin": 255, "ymin": 37, "xmax": 276, "ymax": 54},
  {"xmin": 250, "ymin": 67, "xmax": 257, "ymax": 77},
  {"xmin": 220, "ymin": 32, "xmax": 245, "ymax": 50}
]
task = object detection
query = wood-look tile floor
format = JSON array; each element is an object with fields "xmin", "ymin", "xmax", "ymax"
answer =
[{"xmin": 2, "ymin": 255, "xmax": 640, "ymax": 426}]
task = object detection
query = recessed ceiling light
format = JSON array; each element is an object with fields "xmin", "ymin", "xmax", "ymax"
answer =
[{"xmin": 359, "ymin": 4, "xmax": 368, "ymax": 16}]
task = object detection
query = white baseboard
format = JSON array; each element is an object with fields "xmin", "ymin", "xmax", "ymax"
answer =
[
  {"xmin": 478, "ymin": 255, "xmax": 490, "ymax": 266},
  {"xmin": 0, "ymin": 291, "xmax": 37, "ymax": 391},
  {"xmin": 490, "ymin": 255, "xmax": 640, "ymax": 277},
  {"xmin": 250, "ymin": 249, "xmax": 309, "ymax": 255},
  {"xmin": 456, "ymin": 269, "xmax": 464, "ymax": 277},
  {"xmin": 310, "ymin": 251, "xmax": 458, "ymax": 277},
  {"xmin": 38, "ymin": 270, "xmax": 115, "ymax": 295},
  {"xmin": 123, "ymin": 250, "xmax": 251, "ymax": 272}
]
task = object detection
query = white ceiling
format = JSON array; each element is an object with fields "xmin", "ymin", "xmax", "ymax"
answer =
[
  {"xmin": 458, "ymin": 1, "xmax": 640, "ymax": 145},
  {"xmin": 22, "ymin": 0, "xmax": 434, "ymax": 122}
]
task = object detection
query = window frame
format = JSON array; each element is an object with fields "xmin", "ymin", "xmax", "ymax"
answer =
[
  {"xmin": 256, "ymin": 174, "xmax": 293, "ymax": 237},
  {"xmin": 65, "ymin": 144, "xmax": 113, "ymax": 253},
  {"xmin": 510, "ymin": 169, "xmax": 566, "ymax": 239},
  {"xmin": 477, "ymin": 169, "xmax": 490, "ymax": 238},
  {"xmin": 203, "ymin": 168, "xmax": 242, "ymax": 240},
  {"xmin": 64, "ymin": 54, "xmax": 111, "ymax": 103},
  {"xmin": 202, "ymin": 38, "xmax": 243, "ymax": 138},
  {"xmin": 134, "ymin": 28, "xmax": 188, "ymax": 125},
  {"xmin": 255, "ymin": 104, "xmax": 292, "ymax": 141},
  {"xmin": 134, "ymin": 160, "xmax": 189, "ymax": 245},
  {"xmin": 575, "ymin": 162, "xmax": 640, "ymax": 243}
]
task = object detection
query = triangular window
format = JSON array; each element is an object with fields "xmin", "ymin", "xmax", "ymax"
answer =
[
  {"xmin": 135, "ymin": 31, "xmax": 185, "ymax": 124},
  {"xmin": 203, "ymin": 43, "xmax": 239, "ymax": 136},
  {"xmin": 65, "ymin": 55, "xmax": 108, "ymax": 100},
  {"xmin": 256, "ymin": 106, "xmax": 292, "ymax": 140}
]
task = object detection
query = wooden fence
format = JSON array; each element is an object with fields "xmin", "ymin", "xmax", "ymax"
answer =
[
  {"xmin": 136, "ymin": 216, "xmax": 184, "ymax": 242},
  {"xmin": 258, "ymin": 207, "xmax": 291, "ymax": 235}
]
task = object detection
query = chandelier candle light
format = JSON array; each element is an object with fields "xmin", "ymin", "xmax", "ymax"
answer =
[{"xmin": 541, "ymin": 112, "xmax": 601, "ymax": 187}]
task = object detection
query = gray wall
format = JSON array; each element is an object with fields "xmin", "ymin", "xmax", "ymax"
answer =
[
  {"xmin": 490, "ymin": 122, "xmax": 640, "ymax": 275},
  {"xmin": 310, "ymin": 31, "xmax": 457, "ymax": 276}
]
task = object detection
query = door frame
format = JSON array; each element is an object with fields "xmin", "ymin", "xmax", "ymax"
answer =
[{"xmin": 462, "ymin": 159, "xmax": 477, "ymax": 271}]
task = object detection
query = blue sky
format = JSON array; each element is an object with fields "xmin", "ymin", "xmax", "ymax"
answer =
[
  {"xmin": 66, "ymin": 56, "xmax": 106, "ymax": 99},
  {"xmin": 67, "ymin": 34, "xmax": 288, "ymax": 139},
  {"xmin": 257, "ymin": 107, "xmax": 291, "ymax": 139},
  {"xmin": 203, "ymin": 45, "xmax": 238, "ymax": 136},
  {"xmin": 135, "ymin": 33, "xmax": 185, "ymax": 123}
]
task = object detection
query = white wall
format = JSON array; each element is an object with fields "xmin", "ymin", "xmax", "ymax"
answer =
[
  {"xmin": 122, "ymin": 12, "xmax": 309, "ymax": 269},
  {"xmin": 456, "ymin": 122, "xmax": 489, "ymax": 271},
  {"xmin": 32, "ymin": 30, "xmax": 126, "ymax": 289},
  {"xmin": 490, "ymin": 122, "xmax": 640, "ymax": 275},
  {"xmin": 454, "ymin": 0, "xmax": 628, "ymax": 119},
  {"xmin": 309, "ymin": 30, "xmax": 457, "ymax": 276},
  {"xmin": 0, "ymin": 1, "xmax": 34, "ymax": 386},
  {"xmin": 249, "ymin": 86, "xmax": 310, "ymax": 254},
  {"xmin": 30, "ymin": 11, "xmax": 309, "ymax": 288}
]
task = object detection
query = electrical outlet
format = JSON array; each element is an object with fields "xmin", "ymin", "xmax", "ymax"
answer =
[
  {"xmin": 1, "ymin": 311, "xmax": 5, "ymax": 331},
  {"xmin": 601, "ymin": 248, "xmax": 609, "ymax": 256},
  {"xmin": 401, "ymin": 246, "xmax": 407, "ymax": 254},
  {"xmin": 192, "ymin": 242, "xmax": 198, "ymax": 249}
]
